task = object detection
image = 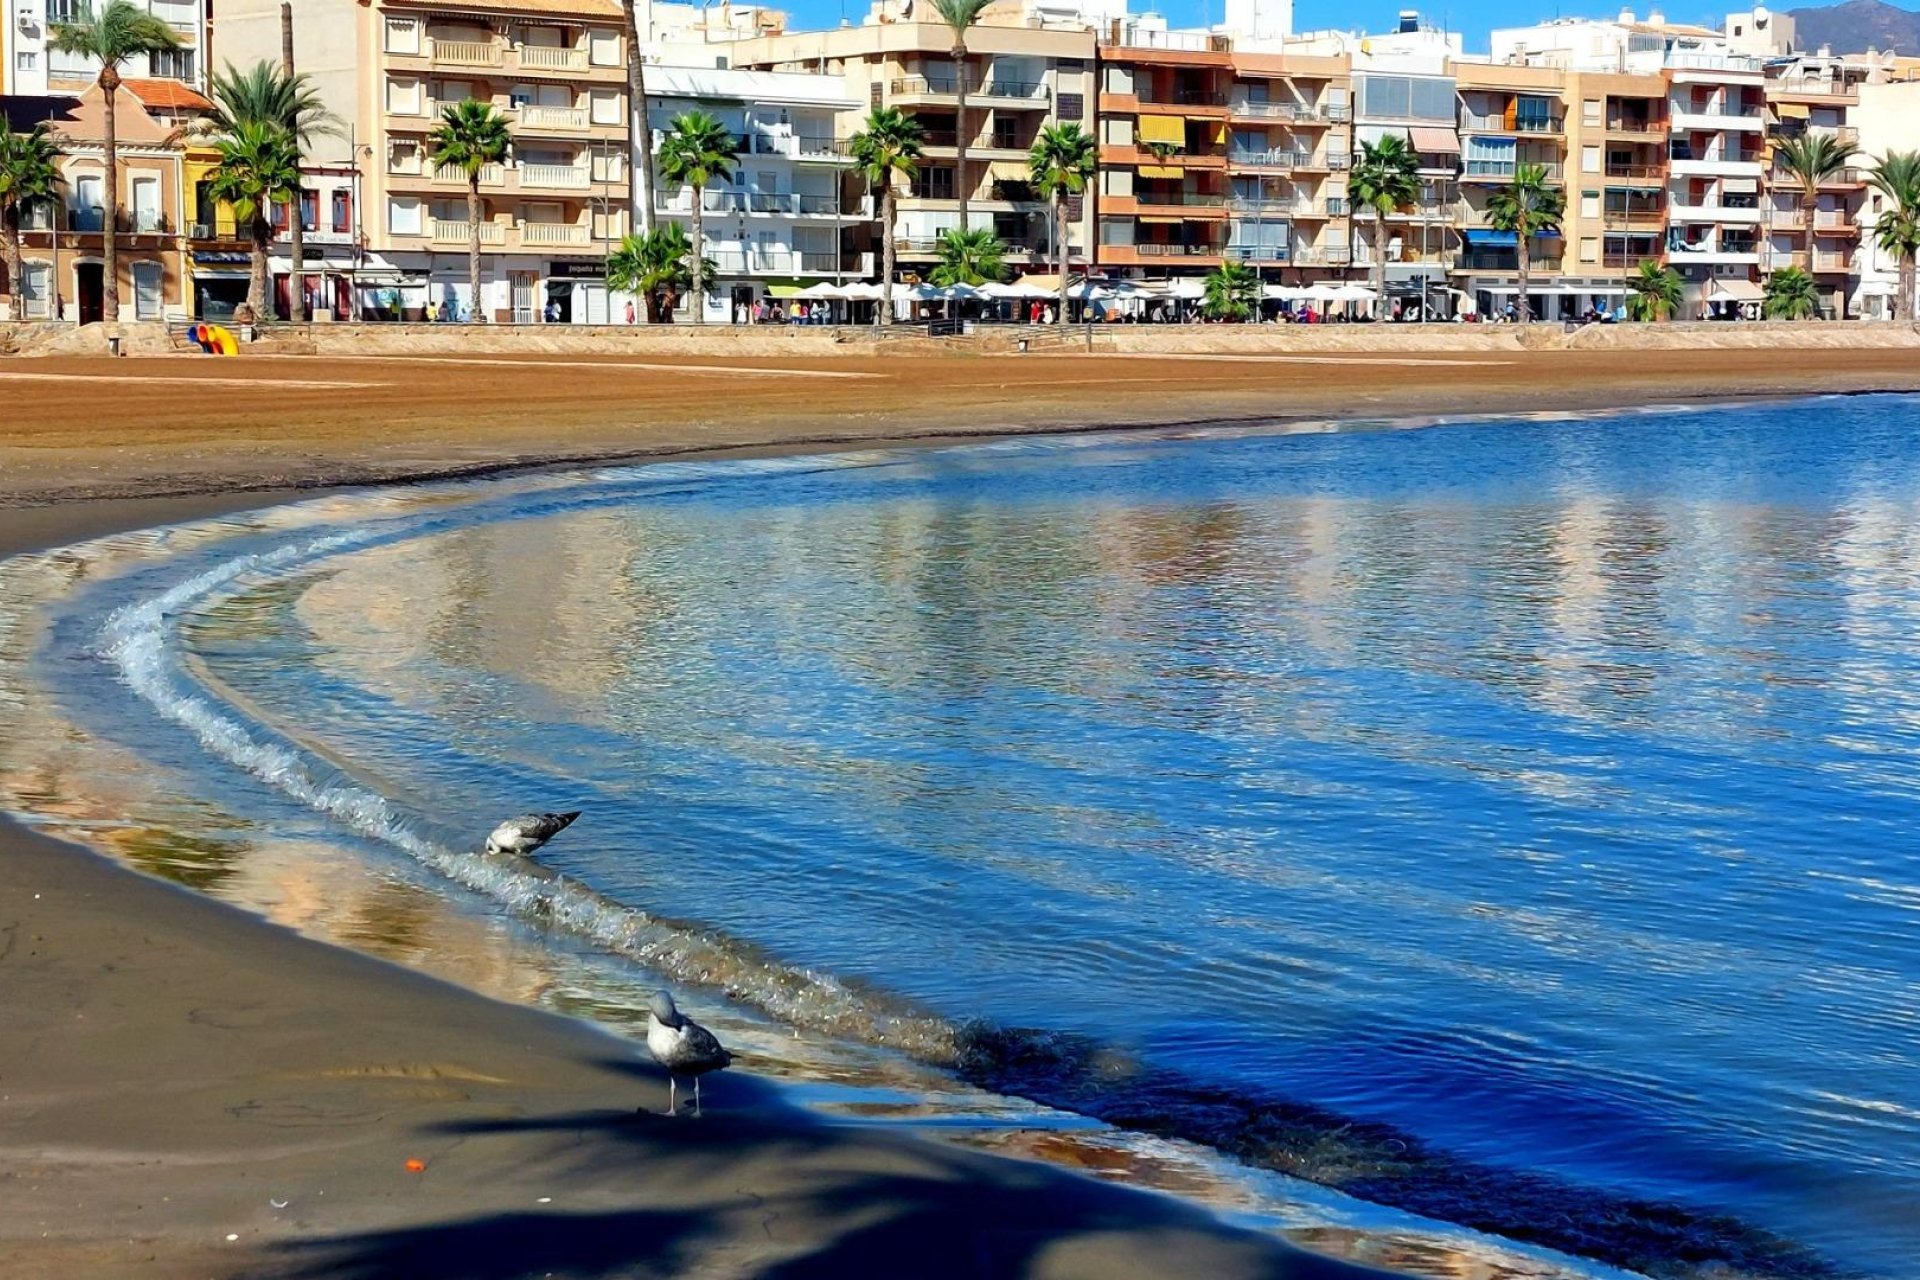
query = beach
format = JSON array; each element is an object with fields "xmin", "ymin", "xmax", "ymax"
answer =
[{"xmin": 5, "ymin": 345, "xmax": 1920, "ymax": 1280}]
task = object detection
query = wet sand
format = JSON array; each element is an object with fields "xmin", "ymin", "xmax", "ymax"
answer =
[{"xmin": 3, "ymin": 350, "xmax": 1917, "ymax": 1279}]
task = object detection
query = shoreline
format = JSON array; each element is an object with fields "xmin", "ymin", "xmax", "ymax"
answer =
[
  {"xmin": 5, "ymin": 365, "xmax": 1914, "ymax": 1279},
  {"xmin": 0, "ymin": 480, "xmax": 1409, "ymax": 1280}
]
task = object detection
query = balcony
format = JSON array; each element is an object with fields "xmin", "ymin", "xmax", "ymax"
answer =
[
  {"xmin": 522, "ymin": 221, "xmax": 590, "ymax": 246},
  {"xmin": 1460, "ymin": 113, "xmax": 1564, "ymax": 134},
  {"xmin": 1130, "ymin": 191, "xmax": 1229, "ymax": 209},
  {"xmin": 1228, "ymin": 147, "xmax": 1310, "ymax": 171},
  {"xmin": 709, "ymin": 249, "xmax": 848, "ymax": 274},
  {"xmin": 432, "ymin": 161, "xmax": 505, "ymax": 186},
  {"xmin": 1102, "ymin": 25, "xmax": 1230, "ymax": 54},
  {"xmin": 1230, "ymin": 197, "xmax": 1349, "ymax": 218},
  {"xmin": 1226, "ymin": 244, "xmax": 1291, "ymax": 262},
  {"xmin": 515, "ymin": 45, "xmax": 587, "ymax": 73},
  {"xmin": 1227, "ymin": 100, "xmax": 1349, "ymax": 123},
  {"xmin": 519, "ymin": 163, "xmax": 592, "ymax": 190},
  {"xmin": 887, "ymin": 75, "xmax": 1049, "ymax": 107},
  {"xmin": 1671, "ymin": 108, "xmax": 1766, "ymax": 132},
  {"xmin": 1603, "ymin": 163, "xmax": 1667, "ymax": 183},
  {"xmin": 1602, "ymin": 208, "xmax": 1666, "ymax": 229},
  {"xmin": 1667, "ymin": 241, "xmax": 1760, "ymax": 264},
  {"xmin": 656, "ymin": 190, "xmax": 870, "ymax": 218},
  {"xmin": 1133, "ymin": 241, "xmax": 1226, "ymax": 256},
  {"xmin": 1761, "ymin": 247, "xmax": 1853, "ymax": 272},
  {"xmin": 1668, "ymin": 202, "xmax": 1764, "ymax": 224},
  {"xmin": 1387, "ymin": 203, "xmax": 1451, "ymax": 220},
  {"xmin": 1605, "ymin": 117, "xmax": 1666, "ymax": 138},
  {"xmin": 1603, "ymin": 251, "xmax": 1663, "ymax": 268},
  {"xmin": 1461, "ymin": 160, "xmax": 1563, "ymax": 182},
  {"xmin": 517, "ymin": 105, "xmax": 591, "ymax": 132},
  {"xmin": 430, "ymin": 219, "xmax": 507, "ymax": 245},
  {"xmin": 1768, "ymin": 79, "xmax": 1860, "ymax": 103},
  {"xmin": 744, "ymin": 133, "xmax": 855, "ymax": 163},
  {"xmin": 1291, "ymin": 244, "xmax": 1352, "ymax": 265},
  {"xmin": 1669, "ymin": 152, "xmax": 1764, "ymax": 176},
  {"xmin": 429, "ymin": 38, "xmax": 501, "ymax": 68}
]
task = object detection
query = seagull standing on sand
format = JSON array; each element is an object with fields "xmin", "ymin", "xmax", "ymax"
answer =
[
  {"xmin": 646, "ymin": 990, "xmax": 732, "ymax": 1117},
  {"xmin": 484, "ymin": 811, "xmax": 582, "ymax": 857}
]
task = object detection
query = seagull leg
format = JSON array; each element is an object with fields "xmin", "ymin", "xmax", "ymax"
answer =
[
  {"xmin": 694, "ymin": 1076, "xmax": 702, "ymax": 1118},
  {"xmin": 666, "ymin": 1076, "xmax": 677, "ymax": 1117}
]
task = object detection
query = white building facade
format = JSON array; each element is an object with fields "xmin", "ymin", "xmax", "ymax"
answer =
[{"xmin": 7, "ymin": 0, "xmax": 207, "ymax": 96}]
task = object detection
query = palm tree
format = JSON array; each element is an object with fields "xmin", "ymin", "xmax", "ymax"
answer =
[
  {"xmin": 1202, "ymin": 260, "xmax": 1260, "ymax": 321},
  {"xmin": 1483, "ymin": 163, "xmax": 1565, "ymax": 323},
  {"xmin": 200, "ymin": 60, "xmax": 336, "ymax": 322},
  {"xmin": 1625, "ymin": 259, "xmax": 1682, "ymax": 321},
  {"xmin": 0, "ymin": 121, "xmax": 62, "ymax": 322},
  {"xmin": 1762, "ymin": 264, "xmax": 1821, "ymax": 319},
  {"xmin": 1868, "ymin": 150, "xmax": 1920, "ymax": 322},
  {"xmin": 849, "ymin": 107, "xmax": 925, "ymax": 326},
  {"xmin": 430, "ymin": 100, "xmax": 510, "ymax": 323},
  {"xmin": 619, "ymin": 0, "xmax": 654, "ymax": 235},
  {"xmin": 656, "ymin": 111, "xmax": 736, "ymax": 327},
  {"xmin": 929, "ymin": 226, "xmax": 1006, "ymax": 286},
  {"xmin": 1029, "ymin": 122, "xmax": 1095, "ymax": 327},
  {"xmin": 606, "ymin": 222, "xmax": 712, "ymax": 323},
  {"xmin": 1348, "ymin": 134, "xmax": 1419, "ymax": 304},
  {"xmin": 206, "ymin": 121, "xmax": 299, "ymax": 323},
  {"xmin": 48, "ymin": 0, "xmax": 179, "ymax": 322},
  {"xmin": 1772, "ymin": 132, "xmax": 1855, "ymax": 282},
  {"xmin": 930, "ymin": 0, "xmax": 990, "ymax": 234}
]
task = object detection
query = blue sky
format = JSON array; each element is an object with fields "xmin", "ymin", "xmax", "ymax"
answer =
[{"xmin": 779, "ymin": 0, "xmax": 1750, "ymax": 47}]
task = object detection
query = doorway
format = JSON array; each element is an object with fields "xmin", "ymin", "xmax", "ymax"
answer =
[
  {"xmin": 76, "ymin": 262, "xmax": 104, "ymax": 323},
  {"xmin": 543, "ymin": 279, "xmax": 573, "ymax": 322}
]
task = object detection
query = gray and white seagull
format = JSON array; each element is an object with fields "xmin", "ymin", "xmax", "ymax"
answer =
[
  {"xmin": 484, "ymin": 810, "xmax": 582, "ymax": 857},
  {"xmin": 646, "ymin": 989, "xmax": 733, "ymax": 1117}
]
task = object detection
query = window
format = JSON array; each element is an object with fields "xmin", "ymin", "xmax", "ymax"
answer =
[
  {"xmin": 130, "ymin": 176, "xmax": 161, "ymax": 231},
  {"xmin": 386, "ymin": 77, "xmax": 424, "ymax": 115},
  {"xmin": 1355, "ymin": 74, "xmax": 1455, "ymax": 122},
  {"xmin": 148, "ymin": 48, "xmax": 195, "ymax": 80},
  {"xmin": 589, "ymin": 29, "xmax": 620, "ymax": 65},
  {"xmin": 388, "ymin": 140, "xmax": 422, "ymax": 174},
  {"xmin": 132, "ymin": 261, "xmax": 163, "ymax": 319},
  {"xmin": 46, "ymin": 0, "xmax": 80, "ymax": 21},
  {"xmin": 388, "ymin": 197, "xmax": 423, "ymax": 235},
  {"xmin": 920, "ymin": 167, "xmax": 955, "ymax": 199},
  {"xmin": 1056, "ymin": 91, "xmax": 1084, "ymax": 120},
  {"xmin": 1581, "ymin": 190, "xmax": 1600, "ymax": 218},
  {"xmin": 299, "ymin": 189, "xmax": 319, "ymax": 231},
  {"xmin": 15, "ymin": 51, "xmax": 38, "ymax": 73},
  {"xmin": 1580, "ymin": 236, "xmax": 1598, "ymax": 262},
  {"xmin": 1582, "ymin": 144, "xmax": 1600, "ymax": 174},
  {"xmin": 589, "ymin": 89, "xmax": 621, "ymax": 124},
  {"xmin": 1583, "ymin": 98, "xmax": 1601, "ymax": 125},
  {"xmin": 385, "ymin": 17, "xmax": 421, "ymax": 53},
  {"xmin": 21, "ymin": 263, "xmax": 50, "ymax": 318},
  {"xmin": 332, "ymin": 189, "xmax": 353, "ymax": 233},
  {"xmin": 591, "ymin": 148, "xmax": 623, "ymax": 182},
  {"xmin": 438, "ymin": 80, "xmax": 472, "ymax": 104},
  {"xmin": 49, "ymin": 48, "xmax": 95, "ymax": 76}
]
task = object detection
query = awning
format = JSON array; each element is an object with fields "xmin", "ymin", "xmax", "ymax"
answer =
[
  {"xmin": 1136, "ymin": 115, "xmax": 1186, "ymax": 146},
  {"xmin": 1136, "ymin": 164, "xmax": 1184, "ymax": 179},
  {"xmin": 1774, "ymin": 102, "xmax": 1811, "ymax": 119},
  {"xmin": 1722, "ymin": 177, "xmax": 1759, "ymax": 194},
  {"xmin": 987, "ymin": 160, "xmax": 1030, "ymax": 182},
  {"xmin": 1408, "ymin": 125, "xmax": 1461, "ymax": 154},
  {"xmin": 1136, "ymin": 215, "xmax": 1187, "ymax": 225},
  {"xmin": 1463, "ymin": 229, "xmax": 1518, "ymax": 247},
  {"xmin": 1707, "ymin": 278, "xmax": 1764, "ymax": 302}
]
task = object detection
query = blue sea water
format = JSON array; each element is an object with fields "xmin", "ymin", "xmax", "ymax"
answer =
[{"xmin": 17, "ymin": 395, "xmax": 1920, "ymax": 1278}]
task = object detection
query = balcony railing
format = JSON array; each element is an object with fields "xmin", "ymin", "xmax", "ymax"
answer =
[
  {"xmin": 1605, "ymin": 116, "xmax": 1665, "ymax": 134},
  {"xmin": 1229, "ymin": 148, "xmax": 1310, "ymax": 169},
  {"xmin": 1770, "ymin": 79, "xmax": 1860, "ymax": 101},
  {"xmin": 1134, "ymin": 241, "xmax": 1226, "ymax": 255},
  {"xmin": 119, "ymin": 210, "xmax": 171, "ymax": 233},
  {"xmin": 518, "ymin": 45, "xmax": 586, "ymax": 71},
  {"xmin": 1228, "ymin": 197, "xmax": 1349, "ymax": 217},
  {"xmin": 1604, "ymin": 163, "xmax": 1667, "ymax": 181},
  {"xmin": 888, "ymin": 76, "xmax": 1047, "ymax": 102},
  {"xmin": 430, "ymin": 219, "xmax": 506, "ymax": 244},
  {"xmin": 431, "ymin": 38, "xmax": 500, "ymax": 67},
  {"xmin": 1105, "ymin": 24, "xmax": 1229, "ymax": 53},
  {"xmin": 1462, "ymin": 160, "xmax": 1563, "ymax": 180},
  {"xmin": 522, "ymin": 221, "xmax": 590, "ymax": 245},
  {"xmin": 520, "ymin": 163, "xmax": 591, "ymax": 189},
  {"xmin": 1137, "ymin": 88, "xmax": 1229, "ymax": 107},
  {"xmin": 1132, "ymin": 191, "xmax": 1228, "ymax": 207},
  {"xmin": 794, "ymin": 135, "xmax": 854, "ymax": 161},
  {"xmin": 518, "ymin": 105, "xmax": 590, "ymax": 130},
  {"xmin": 433, "ymin": 161, "xmax": 505, "ymax": 185},
  {"xmin": 1226, "ymin": 244, "xmax": 1292, "ymax": 261},
  {"xmin": 656, "ymin": 190, "xmax": 866, "ymax": 216},
  {"xmin": 1291, "ymin": 244, "xmax": 1352, "ymax": 265},
  {"xmin": 709, "ymin": 249, "xmax": 848, "ymax": 273},
  {"xmin": 1460, "ymin": 114, "xmax": 1564, "ymax": 133},
  {"xmin": 1227, "ymin": 100, "xmax": 1348, "ymax": 122}
]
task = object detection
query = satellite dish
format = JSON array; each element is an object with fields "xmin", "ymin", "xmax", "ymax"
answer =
[{"xmin": 1753, "ymin": 5, "xmax": 1769, "ymax": 23}]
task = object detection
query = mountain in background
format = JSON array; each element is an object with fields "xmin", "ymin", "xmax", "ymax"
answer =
[{"xmin": 1786, "ymin": 0, "xmax": 1920, "ymax": 52}]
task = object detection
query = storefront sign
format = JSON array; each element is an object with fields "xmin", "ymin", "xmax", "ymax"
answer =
[{"xmin": 548, "ymin": 261, "xmax": 607, "ymax": 279}]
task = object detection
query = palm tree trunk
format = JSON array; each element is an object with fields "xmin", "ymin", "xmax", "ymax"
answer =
[
  {"xmin": 3, "ymin": 208, "xmax": 22, "ymax": 323},
  {"xmin": 100, "ymin": 66, "xmax": 120, "ymax": 323},
  {"xmin": 247, "ymin": 214, "xmax": 270, "ymax": 320},
  {"xmin": 1904, "ymin": 251, "xmax": 1918, "ymax": 324},
  {"xmin": 467, "ymin": 177, "xmax": 482, "ymax": 323},
  {"xmin": 1373, "ymin": 209, "xmax": 1387, "ymax": 303},
  {"xmin": 621, "ymin": 0, "xmax": 655, "ymax": 236},
  {"xmin": 282, "ymin": 0, "xmax": 305, "ymax": 323},
  {"xmin": 1056, "ymin": 194, "xmax": 1069, "ymax": 327},
  {"xmin": 689, "ymin": 185, "xmax": 705, "ymax": 326},
  {"xmin": 1516, "ymin": 232, "xmax": 1530, "ymax": 323},
  {"xmin": 953, "ymin": 42, "xmax": 970, "ymax": 237},
  {"xmin": 880, "ymin": 185, "xmax": 896, "ymax": 327}
]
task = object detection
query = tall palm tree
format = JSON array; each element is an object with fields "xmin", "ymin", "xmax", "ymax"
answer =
[
  {"xmin": 430, "ymin": 100, "xmax": 510, "ymax": 323},
  {"xmin": 619, "ymin": 0, "xmax": 654, "ymax": 235},
  {"xmin": 929, "ymin": 226, "xmax": 1006, "ymax": 286},
  {"xmin": 849, "ymin": 107, "xmax": 924, "ymax": 326},
  {"xmin": 606, "ymin": 222, "xmax": 711, "ymax": 323},
  {"xmin": 1762, "ymin": 264, "xmax": 1820, "ymax": 319},
  {"xmin": 1348, "ymin": 134, "xmax": 1418, "ymax": 305},
  {"xmin": 1625, "ymin": 259, "xmax": 1682, "ymax": 321},
  {"xmin": 1772, "ymin": 132, "xmax": 1854, "ymax": 278},
  {"xmin": 1483, "ymin": 162, "xmax": 1565, "ymax": 323},
  {"xmin": 1202, "ymin": 260, "xmax": 1260, "ymax": 321},
  {"xmin": 656, "ymin": 110, "xmax": 736, "ymax": 327},
  {"xmin": 206, "ymin": 120, "xmax": 298, "ymax": 323},
  {"xmin": 930, "ymin": 0, "xmax": 990, "ymax": 234},
  {"xmin": 48, "ymin": 0, "xmax": 179, "ymax": 322},
  {"xmin": 1029, "ymin": 122, "xmax": 1095, "ymax": 327},
  {"xmin": 1868, "ymin": 150, "xmax": 1920, "ymax": 322},
  {"xmin": 200, "ymin": 60, "xmax": 336, "ymax": 322},
  {"xmin": 0, "ymin": 121, "xmax": 62, "ymax": 322}
]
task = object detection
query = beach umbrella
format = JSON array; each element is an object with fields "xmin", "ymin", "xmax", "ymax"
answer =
[
  {"xmin": 1330, "ymin": 284, "xmax": 1378, "ymax": 303},
  {"xmin": 1301, "ymin": 283, "xmax": 1341, "ymax": 302},
  {"xmin": 839, "ymin": 281, "xmax": 886, "ymax": 301},
  {"xmin": 939, "ymin": 282, "xmax": 990, "ymax": 301},
  {"xmin": 1263, "ymin": 284, "xmax": 1308, "ymax": 300},
  {"xmin": 798, "ymin": 281, "xmax": 844, "ymax": 299},
  {"xmin": 988, "ymin": 278, "xmax": 1055, "ymax": 299}
]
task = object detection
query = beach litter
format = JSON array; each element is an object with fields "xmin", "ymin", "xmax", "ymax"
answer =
[{"xmin": 404, "ymin": 1158, "xmax": 427, "ymax": 1173}]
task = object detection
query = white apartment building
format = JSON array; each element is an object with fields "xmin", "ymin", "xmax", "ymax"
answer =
[
  {"xmin": 1664, "ymin": 46, "xmax": 1768, "ymax": 313},
  {"xmin": 6, "ymin": 0, "xmax": 206, "ymax": 96},
  {"xmin": 1852, "ymin": 78, "xmax": 1920, "ymax": 320},
  {"xmin": 644, "ymin": 65, "xmax": 865, "ymax": 321}
]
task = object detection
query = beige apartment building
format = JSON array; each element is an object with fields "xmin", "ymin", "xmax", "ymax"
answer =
[{"xmin": 728, "ymin": 19, "xmax": 1097, "ymax": 280}]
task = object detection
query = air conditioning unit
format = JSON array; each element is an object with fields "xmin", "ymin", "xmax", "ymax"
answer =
[{"xmin": 17, "ymin": 6, "xmax": 38, "ymax": 29}]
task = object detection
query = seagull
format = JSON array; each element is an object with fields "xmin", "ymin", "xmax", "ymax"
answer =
[
  {"xmin": 646, "ymin": 990, "xmax": 732, "ymax": 1117},
  {"xmin": 484, "ymin": 811, "xmax": 582, "ymax": 857}
]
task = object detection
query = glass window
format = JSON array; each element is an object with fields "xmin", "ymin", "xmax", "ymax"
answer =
[
  {"xmin": 149, "ymin": 48, "xmax": 195, "ymax": 80},
  {"xmin": 1582, "ymin": 144, "xmax": 1601, "ymax": 174},
  {"xmin": 1583, "ymin": 98, "xmax": 1601, "ymax": 125},
  {"xmin": 331, "ymin": 189, "xmax": 352, "ymax": 232},
  {"xmin": 388, "ymin": 197, "xmax": 423, "ymax": 235}
]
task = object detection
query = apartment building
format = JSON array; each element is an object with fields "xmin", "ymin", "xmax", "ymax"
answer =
[
  {"xmin": 728, "ymin": 16, "xmax": 1098, "ymax": 282},
  {"xmin": 1763, "ymin": 51, "xmax": 1872, "ymax": 317},
  {"xmin": 0, "ymin": 84, "xmax": 192, "ymax": 321},
  {"xmin": 1451, "ymin": 60, "xmax": 1566, "ymax": 314},
  {"xmin": 1224, "ymin": 50, "xmax": 1351, "ymax": 278},
  {"xmin": 1851, "ymin": 77, "xmax": 1920, "ymax": 320},
  {"xmin": 644, "ymin": 65, "xmax": 865, "ymax": 322},
  {"xmin": 6, "ymin": 0, "xmax": 205, "ymax": 96},
  {"xmin": 1567, "ymin": 69, "xmax": 1669, "ymax": 286}
]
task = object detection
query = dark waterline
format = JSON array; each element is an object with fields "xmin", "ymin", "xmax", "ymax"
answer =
[{"xmin": 28, "ymin": 399, "xmax": 1920, "ymax": 1279}]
